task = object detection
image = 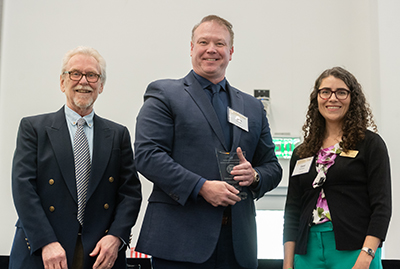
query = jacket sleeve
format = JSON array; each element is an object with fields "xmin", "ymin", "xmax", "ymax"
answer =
[
  {"xmin": 251, "ymin": 100, "xmax": 282, "ymax": 199},
  {"xmin": 106, "ymin": 127, "xmax": 142, "ymax": 246},
  {"xmin": 12, "ymin": 118, "xmax": 58, "ymax": 254},
  {"xmin": 134, "ymin": 81, "xmax": 203, "ymax": 206},
  {"xmin": 364, "ymin": 133, "xmax": 392, "ymax": 241},
  {"xmin": 283, "ymin": 150, "xmax": 302, "ymax": 243}
]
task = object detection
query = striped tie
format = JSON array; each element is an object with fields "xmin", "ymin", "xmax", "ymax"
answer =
[{"xmin": 74, "ymin": 118, "xmax": 91, "ymax": 225}]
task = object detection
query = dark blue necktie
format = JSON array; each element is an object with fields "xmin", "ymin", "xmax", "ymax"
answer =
[{"xmin": 209, "ymin": 84, "xmax": 231, "ymax": 149}]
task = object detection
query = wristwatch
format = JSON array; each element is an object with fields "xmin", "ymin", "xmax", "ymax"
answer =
[
  {"xmin": 361, "ymin": 247, "xmax": 375, "ymax": 259},
  {"xmin": 251, "ymin": 169, "xmax": 260, "ymax": 187}
]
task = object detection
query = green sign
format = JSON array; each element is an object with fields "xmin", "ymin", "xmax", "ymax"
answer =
[{"xmin": 273, "ymin": 137, "xmax": 301, "ymax": 159}]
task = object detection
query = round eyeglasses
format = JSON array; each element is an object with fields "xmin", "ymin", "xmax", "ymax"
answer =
[
  {"xmin": 63, "ymin": 71, "xmax": 101, "ymax": 83},
  {"xmin": 318, "ymin": 88, "xmax": 350, "ymax": 100}
]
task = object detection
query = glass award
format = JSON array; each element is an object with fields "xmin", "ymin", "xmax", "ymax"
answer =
[{"xmin": 215, "ymin": 150, "xmax": 248, "ymax": 200}]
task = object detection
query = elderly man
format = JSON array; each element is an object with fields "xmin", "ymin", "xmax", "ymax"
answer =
[
  {"xmin": 134, "ymin": 15, "xmax": 282, "ymax": 269},
  {"xmin": 9, "ymin": 46, "xmax": 142, "ymax": 269}
]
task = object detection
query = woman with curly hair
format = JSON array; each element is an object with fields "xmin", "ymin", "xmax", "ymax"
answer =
[{"xmin": 283, "ymin": 67, "xmax": 391, "ymax": 269}]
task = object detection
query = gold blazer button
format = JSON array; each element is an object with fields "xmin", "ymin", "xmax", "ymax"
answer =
[
  {"xmin": 49, "ymin": 206, "xmax": 55, "ymax": 212},
  {"xmin": 104, "ymin": 203, "xmax": 109, "ymax": 210},
  {"xmin": 109, "ymin": 177, "xmax": 114, "ymax": 183},
  {"xmin": 49, "ymin": 179, "xmax": 55, "ymax": 185}
]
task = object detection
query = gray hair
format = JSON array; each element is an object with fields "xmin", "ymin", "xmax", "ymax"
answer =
[{"xmin": 61, "ymin": 46, "xmax": 106, "ymax": 84}]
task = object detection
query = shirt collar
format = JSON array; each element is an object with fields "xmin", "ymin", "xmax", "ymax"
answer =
[
  {"xmin": 192, "ymin": 70, "xmax": 227, "ymax": 92},
  {"xmin": 64, "ymin": 105, "xmax": 94, "ymax": 128}
]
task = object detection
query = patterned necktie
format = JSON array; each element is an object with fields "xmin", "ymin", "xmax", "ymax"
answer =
[
  {"xmin": 74, "ymin": 118, "xmax": 91, "ymax": 225},
  {"xmin": 209, "ymin": 84, "xmax": 231, "ymax": 149}
]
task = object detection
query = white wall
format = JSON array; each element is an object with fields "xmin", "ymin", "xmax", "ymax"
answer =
[
  {"xmin": 377, "ymin": 0, "xmax": 400, "ymax": 259},
  {"xmin": 0, "ymin": 0, "xmax": 398, "ymax": 259}
]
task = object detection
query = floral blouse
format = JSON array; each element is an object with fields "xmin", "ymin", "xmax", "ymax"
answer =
[{"xmin": 312, "ymin": 143, "xmax": 342, "ymax": 225}]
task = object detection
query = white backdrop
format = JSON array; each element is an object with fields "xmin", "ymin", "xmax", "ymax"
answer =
[{"xmin": 1, "ymin": 0, "xmax": 398, "ymax": 259}]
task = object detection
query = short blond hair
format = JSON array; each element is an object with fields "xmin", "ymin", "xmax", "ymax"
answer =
[{"xmin": 191, "ymin": 15, "xmax": 234, "ymax": 47}]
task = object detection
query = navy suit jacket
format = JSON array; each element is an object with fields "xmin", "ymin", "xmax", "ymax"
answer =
[
  {"xmin": 9, "ymin": 107, "xmax": 142, "ymax": 269},
  {"xmin": 134, "ymin": 71, "xmax": 282, "ymax": 268}
]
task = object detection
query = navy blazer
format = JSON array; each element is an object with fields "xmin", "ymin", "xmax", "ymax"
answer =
[
  {"xmin": 134, "ymin": 71, "xmax": 282, "ymax": 268},
  {"xmin": 9, "ymin": 107, "xmax": 142, "ymax": 269}
]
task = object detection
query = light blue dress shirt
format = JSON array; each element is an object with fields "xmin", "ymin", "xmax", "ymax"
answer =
[{"xmin": 64, "ymin": 105, "xmax": 94, "ymax": 161}]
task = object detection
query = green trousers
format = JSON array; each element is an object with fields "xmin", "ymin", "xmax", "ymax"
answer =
[{"xmin": 294, "ymin": 222, "xmax": 382, "ymax": 269}]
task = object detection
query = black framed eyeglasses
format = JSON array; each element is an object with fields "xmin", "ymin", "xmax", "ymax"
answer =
[
  {"xmin": 318, "ymin": 88, "xmax": 350, "ymax": 100},
  {"xmin": 63, "ymin": 71, "xmax": 101, "ymax": 83}
]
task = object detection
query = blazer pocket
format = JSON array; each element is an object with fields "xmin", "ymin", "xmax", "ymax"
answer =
[{"xmin": 148, "ymin": 190, "xmax": 180, "ymax": 206}]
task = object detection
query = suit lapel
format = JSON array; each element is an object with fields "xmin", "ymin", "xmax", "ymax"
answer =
[
  {"xmin": 227, "ymin": 82, "xmax": 244, "ymax": 152},
  {"xmin": 183, "ymin": 73, "xmax": 228, "ymax": 150},
  {"xmin": 86, "ymin": 115, "xmax": 114, "ymax": 201},
  {"xmin": 46, "ymin": 107, "xmax": 77, "ymax": 202}
]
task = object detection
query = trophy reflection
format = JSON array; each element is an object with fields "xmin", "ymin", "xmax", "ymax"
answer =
[{"xmin": 215, "ymin": 150, "xmax": 248, "ymax": 200}]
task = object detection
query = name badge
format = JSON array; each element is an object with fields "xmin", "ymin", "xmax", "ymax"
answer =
[
  {"xmin": 340, "ymin": 150, "xmax": 359, "ymax": 158},
  {"xmin": 228, "ymin": 107, "xmax": 248, "ymax": 132},
  {"xmin": 292, "ymin": 157, "xmax": 314, "ymax": 176}
]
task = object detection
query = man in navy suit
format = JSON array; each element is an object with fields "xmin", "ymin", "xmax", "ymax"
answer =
[
  {"xmin": 134, "ymin": 15, "xmax": 282, "ymax": 269},
  {"xmin": 9, "ymin": 46, "xmax": 142, "ymax": 269}
]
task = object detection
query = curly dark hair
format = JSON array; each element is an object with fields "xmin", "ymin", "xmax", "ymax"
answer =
[{"xmin": 297, "ymin": 67, "xmax": 377, "ymax": 158}]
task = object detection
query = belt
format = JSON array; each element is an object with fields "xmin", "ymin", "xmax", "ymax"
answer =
[
  {"xmin": 222, "ymin": 205, "xmax": 232, "ymax": 225},
  {"xmin": 222, "ymin": 215, "xmax": 232, "ymax": 225}
]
